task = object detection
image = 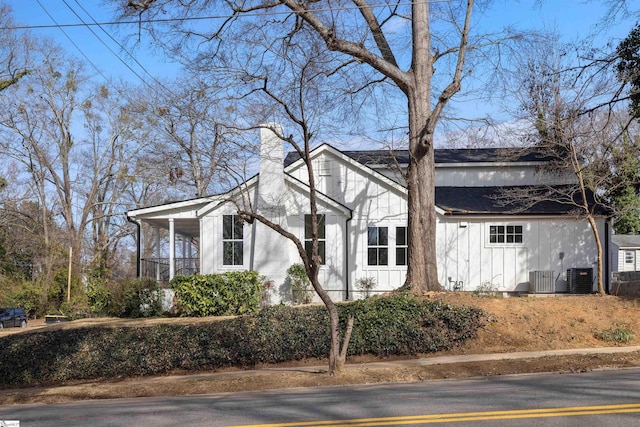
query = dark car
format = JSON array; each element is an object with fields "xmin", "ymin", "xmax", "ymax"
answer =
[{"xmin": 0, "ymin": 307, "xmax": 28, "ymax": 329}]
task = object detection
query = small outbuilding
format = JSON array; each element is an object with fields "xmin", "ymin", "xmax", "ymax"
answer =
[{"xmin": 611, "ymin": 234, "xmax": 640, "ymax": 273}]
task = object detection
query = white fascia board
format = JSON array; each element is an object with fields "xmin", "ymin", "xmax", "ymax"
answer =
[
  {"xmin": 196, "ymin": 173, "xmax": 352, "ymax": 219},
  {"xmin": 197, "ymin": 175, "xmax": 259, "ymax": 217},
  {"xmin": 127, "ymin": 197, "xmax": 214, "ymax": 218},
  {"xmin": 285, "ymin": 144, "xmax": 408, "ymax": 196}
]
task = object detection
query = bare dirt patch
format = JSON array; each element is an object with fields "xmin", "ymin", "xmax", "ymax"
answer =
[{"xmin": 2, "ymin": 293, "xmax": 640, "ymax": 405}]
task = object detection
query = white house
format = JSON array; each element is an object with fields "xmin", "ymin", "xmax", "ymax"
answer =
[
  {"xmin": 611, "ymin": 234, "xmax": 640, "ymax": 272},
  {"xmin": 126, "ymin": 127, "xmax": 612, "ymax": 302}
]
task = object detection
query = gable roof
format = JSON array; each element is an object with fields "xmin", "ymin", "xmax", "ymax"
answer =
[
  {"xmin": 612, "ymin": 234, "xmax": 640, "ymax": 249},
  {"xmin": 284, "ymin": 144, "xmax": 408, "ymax": 196},
  {"xmin": 284, "ymin": 146, "xmax": 553, "ymax": 167},
  {"xmin": 196, "ymin": 173, "xmax": 352, "ymax": 218},
  {"xmin": 436, "ymin": 186, "xmax": 609, "ymax": 216}
]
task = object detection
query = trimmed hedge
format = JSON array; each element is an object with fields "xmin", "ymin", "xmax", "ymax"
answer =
[
  {"xmin": 0, "ymin": 294, "xmax": 485, "ymax": 387},
  {"xmin": 171, "ymin": 271, "xmax": 263, "ymax": 316}
]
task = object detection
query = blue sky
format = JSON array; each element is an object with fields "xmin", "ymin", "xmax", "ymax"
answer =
[
  {"xmin": 9, "ymin": 1, "xmax": 633, "ymax": 85},
  {"xmin": 6, "ymin": 0, "xmax": 636, "ymax": 140},
  {"xmin": 9, "ymin": 0, "xmax": 181, "ymax": 83}
]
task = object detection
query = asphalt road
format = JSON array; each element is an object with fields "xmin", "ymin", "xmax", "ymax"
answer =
[{"xmin": 1, "ymin": 368, "xmax": 640, "ymax": 426}]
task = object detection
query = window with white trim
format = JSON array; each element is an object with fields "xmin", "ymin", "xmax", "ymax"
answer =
[
  {"xmin": 368, "ymin": 226, "xmax": 388, "ymax": 266},
  {"xmin": 625, "ymin": 251, "xmax": 635, "ymax": 265},
  {"xmin": 489, "ymin": 225, "xmax": 523, "ymax": 244},
  {"xmin": 305, "ymin": 214, "xmax": 325, "ymax": 265},
  {"xmin": 396, "ymin": 226, "xmax": 408, "ymax": 266},
  {"xmin": 223, "ymin": 215, "xmax": 243, "ymax": 265}
]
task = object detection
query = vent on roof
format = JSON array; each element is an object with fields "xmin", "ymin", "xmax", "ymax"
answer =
[{"xmin": 529, "ymin": 271, "xmax": 554, "ymax": 293}]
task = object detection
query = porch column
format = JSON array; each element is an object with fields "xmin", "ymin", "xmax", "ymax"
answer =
[
  {"xmin": 199, "ymin": 218, "xmax": 203, "ymax": 275},
  {"xmin": 169, "ymin": 218, "xmax": 175, "ymax": 280},
  {"xmin": 182, "ymin": 235, "xmax": 187, "ymax": 275},
  {"xmin": 187, "ymin": 237, "xmax": 193, "ymax": 274},
  {"xmin": 155, "ymin": 226, "xmax": 161, "ymax": 281}
]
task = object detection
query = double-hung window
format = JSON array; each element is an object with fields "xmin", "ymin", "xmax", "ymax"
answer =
[
  {"xmin": 396, "ymin": 226, "xmax": 408, "ymax": 266},
  {"xmin": 223, "ymin": 214, "xmax": 243, "ymax": 265},
  {"xmin": 305, "ymin": 214, "xmax": 325, "ymax": 264},
  {"xmin": 368, "ymin": 226, "xmax": 388, "ymax": 266},
  {"xmin": 489, "ymin": 225, "xmax": 523, "ymax": 244}
]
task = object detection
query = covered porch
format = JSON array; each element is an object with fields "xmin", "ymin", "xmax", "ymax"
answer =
[{"xmin": 127, "ymin": 198, "xmax": 213, "ymax": 282}]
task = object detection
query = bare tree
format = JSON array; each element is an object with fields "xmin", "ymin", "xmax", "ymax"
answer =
[
  {"xmin": 111, "ymin": 0, "xmax": 527, "ymax": 292},
  {"xmin": 0, "ymin": 42, "xmax": 86, "ymax": 278},
  {"xmin": 0, "ymin": 4, "xmax": 31, "ymax": 93},
  {"xmin": 503, "ymin": 37, "xmax": 638, "ymax": 295},
  {"xmin": 0, "ymin": 43, "xmax": 145, "ymax": 281},
  {"xmin": 79, "ymin": 83, "xmax": 150, "ymax": 278},
  {"xmin": 216, "ymin": 33, "xmax": 358, "ymax": 374},
  {"xmin": 135, "ymin": 79, "xmax": 242, "ymax": 198}
]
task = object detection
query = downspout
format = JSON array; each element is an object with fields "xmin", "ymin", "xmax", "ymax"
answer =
[
  {"xmin": 250, "ymin": 220, "xmax": 256, "ymax": 271},
  {"xmin": 605, "ymin": 220, "xmax": 610, "ymax": 294},
  {"xmin": 126, "ymin": 216, "xmax": 141, "ymax": 278},
  {"xmin": 345, "ymin": 212, "xmax": 353, "ymax": 300}
]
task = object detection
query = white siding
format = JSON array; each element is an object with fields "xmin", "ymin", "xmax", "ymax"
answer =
[
  {"xmin": 289, "ymin": 151, "xmax": 409, "ymax": 296},
  {"xmin": 434, "ymin": 165, "xmax": 575, "ymax": 187},
  {"xmin": 437, "ymin": 216, "xmax": 604, "ymax": 293},
  {"xmin": 287, "ymin": 212, "xmax": 348, "ymax": 302},
  {"xmin": 618, "ymin": 249, "xmax": 640, "ymax": 272},
  {"xmin": 199, "ymin": 181, "xmax": 349, "ymax": 304}
]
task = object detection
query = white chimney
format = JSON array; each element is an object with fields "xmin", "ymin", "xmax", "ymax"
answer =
[
  {"xmin": 258, "ymin": 124, "xmax": 285, "ymax": 212},
  {"xmin": 253, "ymin": 123, "xmax": 295, "ymax": 305}
]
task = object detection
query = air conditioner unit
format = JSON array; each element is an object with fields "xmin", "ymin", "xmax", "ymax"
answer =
[
  {"xmin": 529, "ymin": 271, "xmax": 555, "ymax": 293},
  {"xmin": 566, "ymin": 268, "xmax": 593, "ymax": 294}
]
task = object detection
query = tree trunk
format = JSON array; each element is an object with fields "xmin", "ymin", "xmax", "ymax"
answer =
[
  {"xmin": 403, "ymin": 0, "xmax": 442, "ymax": 292},
  {"xmin": 586, "ymin": 214, "xmax": 605, "ymax": 295},
  {"xmin": 405, "ymin": 92, "xmax": 441, "ymax": 292},
  {"xmin": 326, "ymin": 300, "xmax": 343, "ymax": 374}
]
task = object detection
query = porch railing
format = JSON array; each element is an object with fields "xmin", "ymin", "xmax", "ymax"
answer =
[{"xmin": 141, "ymin": 258, "xmax": 199, "ymax": 282}]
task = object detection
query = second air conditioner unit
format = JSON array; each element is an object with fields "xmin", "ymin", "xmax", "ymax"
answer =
[{"xmin": 529, "ymin": 270, "xmax": 555, "ymax": 293}]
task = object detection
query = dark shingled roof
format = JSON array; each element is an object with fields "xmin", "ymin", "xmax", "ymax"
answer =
[
  {"xmin": 436, "ymin": 186, "xmax": 609, "ymax": 216},
  {"xmin": 612, "ymin": 234, "xmax": 640, "ymax": 248},
  {"xmin": 284, "ymin": 146, "xmax": 554, "ymax": 167}
]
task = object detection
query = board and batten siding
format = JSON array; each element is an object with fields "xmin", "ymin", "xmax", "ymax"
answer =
[
  {"xmin": 199, "ymin": 183, "xmax": 349, "ymax": 304},
  {"xmin": 289, "ymin": 152, "xmax": 410, "ymax": 296},
  {"xmin": 434, "ymin": 165, "xmax": 575, "ymax": 187},
  {"xmin": 437, "ymin": 217, "xmax": 604, "ymax": 293}
]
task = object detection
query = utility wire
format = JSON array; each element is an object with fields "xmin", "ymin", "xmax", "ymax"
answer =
[
  {"xmin": 34, "ymin": 0, "xmax": 114, "ymax": 87},
  {"xmin": 65, "ymin": 0, "xmax": 178, "ymax": 98},
  {"xmin": 35, "ymin": 0, "xmax": 178, "ymax": 133},
  {"xmin": 1, "ymin": 1, "xmax": 420, "ymax": 31}
]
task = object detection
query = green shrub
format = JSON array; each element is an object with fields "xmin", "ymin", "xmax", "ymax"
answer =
[
  {"xmin": 116, "ymin": 278, "xmax": 163, "ymax": 318},
  {"xmin": 342, "ymin": 293, "xmax": 484, "ymax": 355},
  {"xmin": 6, "ymin": 279, "xmax": 49, "ymax": 317},
  {"xmin": 0, "ymin": 294, "xmax": 485, "ymax": 387},
  {"xmin": 171, "ymin": 271, "xmax": 263, "ymax": 316},
  {"xmin": 594, "ymin": 324, "xmax": 635, "ymax": 343},
  {"xmin": 58, "ymin": 295, "xmax": 91, "ymax": 321},
  {"xmin": 86, "ymin": 278, "xmax": 112, "ymax": 316},
  {"xmin": 90, "ymin": 278, "xmax": 163, "ymax": 318},
  {"xmin": 286, "ymin": 263, "xmax": 313, "ymax": 304},
  {"xmin": 354, "ymin": 276, "xmax": 376, "ymax": 299}
]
